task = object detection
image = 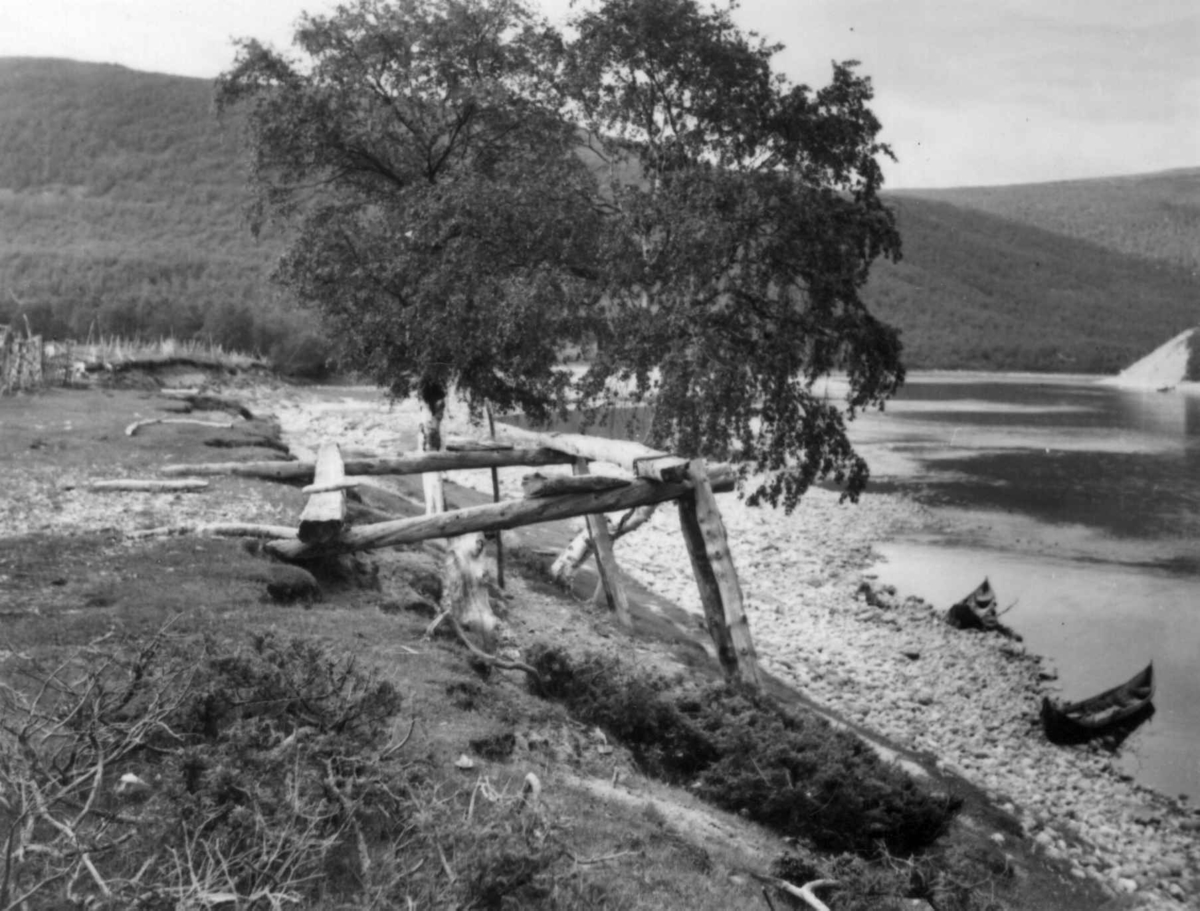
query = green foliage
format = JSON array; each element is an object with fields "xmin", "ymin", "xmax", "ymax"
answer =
[
  {"xmin": 566, "ymin": 0, "xmax": 904, "ymax": 507},
  {"xmin": 216, "ymin": 0, "xmax": 599, "ymax": 421},
  {"xmin": 525, "ymin": 644, "xmax": 961, "ymax": 857},
  {"xmin": 218, "ymin": 0, "xmax": 904, "ymax": 507}
]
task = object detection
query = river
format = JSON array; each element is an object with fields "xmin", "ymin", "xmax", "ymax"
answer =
[{"xmin": 853, "ymin": 373, "xmax": 1200, "ymax": 800}]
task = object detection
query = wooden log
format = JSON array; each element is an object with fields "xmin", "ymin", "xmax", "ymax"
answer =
[
  {"xmin": 158, "ymin": 449, "xmax": 575, "ymax": 480},
  {"xmin": 161, "ymin": 461, "xmax": 312, "ymax": 480},
  {"xmin": 90, "ymin": 479, "xmax": 209, "ymax": 493},
  {"xmin": 676, "ymin": 459, "xmax": 761, "ymax": 687},
  {"xmin": 521, "ymin": 473, "xmax": 631, "ymax": 498},
  {"xmin": 125, "ymin": 522, "xmax": 298, "ymax": 541},
  {"xmin": 298, "ymin": 442, "xmax": 347, "ymax": 544},
  {"xmin": 549, "ymin": 504, "xmax": 657, "ymax": 587},
  {"xmin": 574, "ymin": 460, "xmax": 633, "ymax": 628},
  {"xmin": 267, "ymin": 476, "xmax": 698, "ymax": 561},
  {"xmin": 125, "ymin": 418, "xmax": 235, "ymax": 437},
  {"xmin": 446, "ymin": 438, "xmax": 514, "ymax": 452}
]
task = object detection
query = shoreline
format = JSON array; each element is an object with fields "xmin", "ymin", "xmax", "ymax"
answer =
[{"xmin": 235, "ymin": 383, "xmax": 1200, "ymax": 905}]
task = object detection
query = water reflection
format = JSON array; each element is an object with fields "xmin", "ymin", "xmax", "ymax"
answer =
[{"xmin": 862, "ymin": 374, "xmax": 1200, "ymax": 799}]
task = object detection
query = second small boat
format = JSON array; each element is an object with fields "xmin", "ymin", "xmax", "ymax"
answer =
[{"xmin": 1041, "ymin": 662, "xmax": 1156, "ymax": 745}]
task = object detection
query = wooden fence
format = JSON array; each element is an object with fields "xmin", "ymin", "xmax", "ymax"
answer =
[{"xmin": 164, "ymin": 425, "xmax": 762, "ymax": 687}]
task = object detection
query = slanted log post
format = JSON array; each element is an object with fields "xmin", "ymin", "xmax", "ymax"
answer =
[
  {"xmin": 676, "ymin": 459, "xmax": 760, "ymax": 688},
  {"xmin": 573, "ymin": 459, "xmax": 633, "ymax": 628},
  {"xmin": 298, "ymin": 442, "xmax": 347, "ymax": 544}
]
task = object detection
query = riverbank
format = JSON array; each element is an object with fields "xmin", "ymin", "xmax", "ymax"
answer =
[{"xmin": 247, "ymin": 382, "xmax": 1200, "ymax": 907}]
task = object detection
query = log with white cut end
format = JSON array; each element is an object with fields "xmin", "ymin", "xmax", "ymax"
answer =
[
  {"xmin": 298, "ymin": 442, "xmax": 347, "ymax": 544},
  {"xmin": 90, "ymin": 479, "xmax": 209, "ymax": 493}
]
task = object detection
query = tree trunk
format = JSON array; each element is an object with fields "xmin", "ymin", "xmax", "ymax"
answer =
[{"xmin": 419, "ymin": 381, "xmax": 447, "ymax": 515}]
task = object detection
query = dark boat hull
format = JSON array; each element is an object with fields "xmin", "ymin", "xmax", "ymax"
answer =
[{"xmin": 1041, "ymin": 663, "xmax": 1155, "ymax": 745}]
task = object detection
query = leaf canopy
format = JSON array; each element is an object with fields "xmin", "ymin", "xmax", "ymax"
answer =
[{"xmin": 218, "ymin": 0, "xmax": 904, "ymax": 508}]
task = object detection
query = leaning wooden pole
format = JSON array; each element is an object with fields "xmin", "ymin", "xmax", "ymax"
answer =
[
  {"xmin": 573, "ymin": 459, "xmax": 633, "ymax": 628},
  {"xmin": 676, "ymin": 459, "xmax": 761, "ymax": 687},
  {"xmin": 267, "ymin": 476, "xmax": 698, "ymax": 562}
]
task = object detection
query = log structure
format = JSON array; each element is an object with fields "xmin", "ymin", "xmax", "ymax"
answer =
[
  {"xmin": 298, "ymin": 442, "xmax": 347, "ymax": 544},
  {"xmin": 266, "ymin": 475, "xmax": 700, "ymax": 561}
]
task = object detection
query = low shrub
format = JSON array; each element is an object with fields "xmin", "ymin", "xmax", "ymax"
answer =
[{"xmin": 525, "ymin": 644, "xmax": 961, "ymax": 857}]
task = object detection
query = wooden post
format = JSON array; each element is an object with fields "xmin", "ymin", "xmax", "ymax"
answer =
[
  {"xmin": 574, "ymin": 459, "xmax": 633, "ymax": 628},
  {"xmin": 487, "ymin": 406, "xmax": 504, "ymax": 589},
  {"xmin": 676, "ymin": 459, "xmax": 760, "ymax": 687},
  {"xmin": 298, "ymin": 442, "xmax": 347, "ymax": 544}
]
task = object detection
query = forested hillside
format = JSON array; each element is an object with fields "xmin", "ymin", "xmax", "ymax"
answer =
[
  {"xmin": 865, "ymin": 196, "xmax": 1200, "ymax": 372},
  {"xmin": 0, "ymin": 57, "xmax": 1195, "ymax": 377},
  {"xmin": 0, "ymin": 58, "xmax": 326, "ymax": 375},
  {"xmin": 894, "ymin": 169, "xmax": 1200, "ymax": 273}
]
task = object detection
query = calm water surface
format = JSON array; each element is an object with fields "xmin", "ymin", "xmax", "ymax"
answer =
[{"xmin": 856, "ymin": 374, "xmax": 1200, "ymax": 799}]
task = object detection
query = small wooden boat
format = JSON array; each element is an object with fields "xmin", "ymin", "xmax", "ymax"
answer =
[
  {"xmin": 1041, "ymin": 663, "xmax": 1155, "ymax": 744},
  {"xmin": 946, "ymin": 578, "xmax": 999, "ymax": 631}
]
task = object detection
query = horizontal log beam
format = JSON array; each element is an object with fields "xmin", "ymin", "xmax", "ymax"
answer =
[
  {"xmin": 159, "ymin": 448, "xmax": 575, "ymax": 480},
  {"xmin": 521, "ymin": 473, "xmax": 631, "ymax": 498},
  {"xmin": 495, "ymin": 423, "xmax": 667, "ymax": 473},
  {"xmin": 267, "ymin": 476, "xmax": 700, "ymax": 562}
]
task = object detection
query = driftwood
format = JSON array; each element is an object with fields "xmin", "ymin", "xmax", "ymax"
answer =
[
  {"xmin": 125, "ymin": 418, "xmax": 234, "ymax": 437},
  {"xmin": 267, "ymin": 476, "xmax": 700, "ymax": 562},
  {"xmin": 573, "ymin": 460, "xmax": 632, "ymax": 627},
  {"xmin": 521, "ymin": 473, "xmax": 631, "ymax": 498},
  {"xmin": 159, "ymin": 449, "xmax": 574, "ymax": 481},
  {"xmin": 90, "ymin": 479, "xmax": 209, "ymax": 493},
  {"xmin": 298, "ymin": 442, "xmax": 347, "ymax": 544},
  {"xmin": 441, "ymin": 533, "xmax": 498, "ymax": 652},
  {"xmin": 752, "ymin": 875, "xmax": 839, "ymax": 911},
  {"xmin": 677, "ymin": 459, "xmax": 760, "ymax": 687},
  {"xmin": 125, "ymin": 522, "xmax": 298, "ymax": 541}
]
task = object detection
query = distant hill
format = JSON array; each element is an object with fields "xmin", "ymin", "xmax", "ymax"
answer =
[
  {"xmin": 864, "ymin": 195, "xmax": 1200, "ymax": 373},
  {"xmin": 892, "ymin": 169, "xmax": 1200, "ymax": 273},
  {"xmin": 0, "ymin": 57, "xmax": 1196, "ymax": 378},
  {"xmin": 0, "ymin": 58, "xmax": 325, "ymax": 375}
]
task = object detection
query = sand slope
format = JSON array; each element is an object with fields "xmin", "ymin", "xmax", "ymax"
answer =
[{"xmin": 1102, "ymin": 326, "xmax": 1199, "ymax": 390}]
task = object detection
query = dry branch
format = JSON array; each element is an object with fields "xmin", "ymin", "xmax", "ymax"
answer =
[{"xmin": 89, "ymin": 479, "xmax": 209, "ymax": 493}]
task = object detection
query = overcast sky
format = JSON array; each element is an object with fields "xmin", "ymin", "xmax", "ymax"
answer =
[{"xmin": 1, "ymin": 0, "xmax": 1196, "ymax": 189}]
